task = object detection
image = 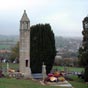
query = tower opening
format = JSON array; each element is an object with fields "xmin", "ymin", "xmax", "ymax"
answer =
[{"xmin": 25, "ymin": 60, "xmax": 28, "ymax": 67}]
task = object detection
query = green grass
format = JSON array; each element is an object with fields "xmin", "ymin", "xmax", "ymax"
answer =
[
  {"xmin": 68, "ymin": 74, "xmax": 88, "ymax": 88},
  {"xmin": 54, "ymin": 66, "xmax": 84, "ymax": 72},
  {"xmin": 0, "ymin": 64, "xmax": 87, "ymax": 88},
  {"xmin": 69, "ymin": 81, "xmax": 88, "ymax": 88},
  {"xmin": 0, "ymin": 78, "xmax": 61, "ymax": 88},
  {"xmin": 0, "ymin": 45, "xmax": 11, "ymax": 49},
  {"xmin": 0, "ymin": 63, "xmax": 19, "ymax": 70},
  {"xmin": 0, "ymin": 77, "xmax": 88, "ymax": 88},
  {"xmin": 1, "ymin": 64, "xmax": 84, "ymax": 72}
]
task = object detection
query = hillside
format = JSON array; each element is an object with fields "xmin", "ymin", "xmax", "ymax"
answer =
[
  {"xmin": 0, "ymin": 35, "xmax": 19, "ymax": 50},
  {"xmin": 55, "ymin": 36, "xmax": 82, "ymax": 49},
  {"xmin": 0, "ymin": 35, "xmax": 82, "ymax": 50}
]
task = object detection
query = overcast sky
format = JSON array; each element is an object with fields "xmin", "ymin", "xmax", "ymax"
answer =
[{"xmin": 0, "ymin": 0, "xmax": 88, "ymax": 37}]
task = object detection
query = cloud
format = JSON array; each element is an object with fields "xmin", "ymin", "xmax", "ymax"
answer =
[
  {"xmin": 39, "ymin": 12, "xmax": 77, "ymax": 29},
  {"xmin": 0, "ymin": 0, "xmax": 51, "ymax": 10},
  {"xmin": 0, "ymin": 0, "xmax": 87, "ymax": 36}
]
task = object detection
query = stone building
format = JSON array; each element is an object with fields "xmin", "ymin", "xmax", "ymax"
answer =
[{"xmin": 19, "ymin": 10, "xmax": 32, "ymax": 78}]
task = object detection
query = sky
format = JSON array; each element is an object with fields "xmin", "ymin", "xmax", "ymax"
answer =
[{"xmin": 0, "ymin": 0, "xmax": 88, "ymax": 37}]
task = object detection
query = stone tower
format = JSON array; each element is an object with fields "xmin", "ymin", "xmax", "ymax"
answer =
[{"xmin": 19, "ymin": 10, "xmax": 32, "ymax": 78}]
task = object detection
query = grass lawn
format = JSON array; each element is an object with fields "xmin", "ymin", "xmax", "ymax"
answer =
[
  {"xmin": 68, "ymin": 75, "xmax": 88, "ymax": 88},
  {"xmin": 0, "ymin": 77, "xmax": 88, "ymax": 88},
  {"xmin": 54, "ymin": 66, "xmax": 84, "ymax": 72},
  {"xmin": 1, "ymin": 63, "xmax": 84, "ymax": 73},
  {"xmin": 70, "ymin": 81, "xmax": 88, "ymax": 88},
  {"xmin": 0, "ymin": 45, "xmax": 11, "ymax": 49},
  {"xmin": 0, "ymin": 63, "xmax": 87, "ymax": 88},
  {"xmin": 0, "ymin": 78, "xmax": 61, "ymax": 88},
  {"xmin": 1, "ymin": 63, "xmax": 19, "ymax": 70}
]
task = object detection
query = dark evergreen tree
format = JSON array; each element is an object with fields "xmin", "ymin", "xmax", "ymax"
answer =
[
  {"xmin": 30, "ymin": 24, "xmax": 56, "ymax": 74},
  {"xmin": 78, "ymin": 16, "xmax": 88, "ymax": 67},
  {"xmin": 78, "ymin": 16, "xmax": 88, "ymax": 82},
  {"xmin": 84, "ymin": 66, "xmax": 88, "ymax": 82}
]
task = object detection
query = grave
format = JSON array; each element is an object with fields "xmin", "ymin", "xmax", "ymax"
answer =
[{"xmin": 43, "ymin": 81, "xmax": 73, "ymax": 88}]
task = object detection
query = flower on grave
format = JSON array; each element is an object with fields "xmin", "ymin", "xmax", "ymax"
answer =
[{"xmin": 58, "ymin": 76, "xmax": 65, "ymax": 82}]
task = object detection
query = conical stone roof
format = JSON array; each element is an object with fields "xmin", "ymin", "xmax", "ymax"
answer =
[{"xmin": 20, "ymin": 10, "xmax": 29, "ymax": 22}]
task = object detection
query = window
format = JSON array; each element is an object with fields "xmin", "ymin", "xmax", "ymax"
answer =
[{"xmin": 25, "ymin": 60, "xmax": 28, "ymax": 67}]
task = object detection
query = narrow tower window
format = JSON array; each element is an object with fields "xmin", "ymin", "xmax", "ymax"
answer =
[{"xmin": 25, "ymin": 60, "xmax": 28, "ymax": 67}]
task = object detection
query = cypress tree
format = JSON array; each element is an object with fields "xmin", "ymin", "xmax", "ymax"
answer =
[
  {"xmin": 30, "ymin": 24, "xmax": 56, "ymax": 74},
  {"xmin": 78, "ymin": 16, "xmax": 88, "ymax": 82}
]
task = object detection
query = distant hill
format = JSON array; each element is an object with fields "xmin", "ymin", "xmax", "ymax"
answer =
[
  {"xmin": 0, "ymin": 35, "xmax": 19, "ymax": 50},
  {"xmin": 55, "ymin": 36, "xmax": 82, "ymax": 49},
  {"xmin": 0, "ymin": 35, "xmax": 19, "ymax": 41},
  {"xmin": 55, "ymin": 36, "xmax": 69, "ymax": 48},
  {"xmin": 0, "ymin": 35, "xmax": 82, "ymax": 50}
]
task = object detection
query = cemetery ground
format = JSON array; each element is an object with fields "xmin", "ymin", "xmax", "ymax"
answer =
[{"xmin": 0, "ymin": 63, "xmax": 88, "ymax": 88}]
